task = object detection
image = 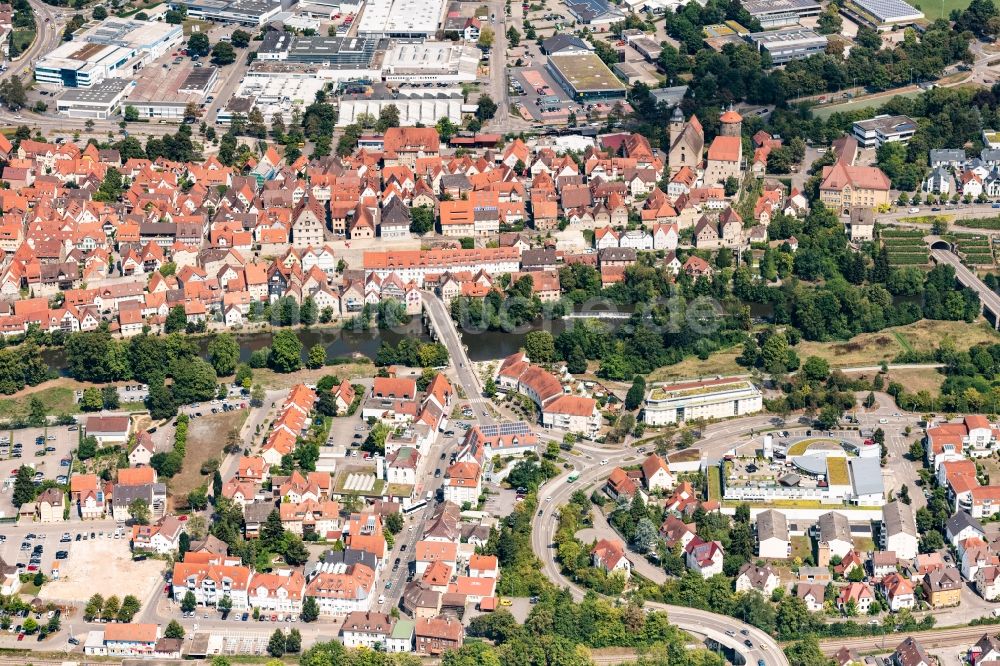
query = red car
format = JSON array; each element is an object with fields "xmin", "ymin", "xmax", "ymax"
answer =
[
  {"xmin": 16, "ymin": 633, "xmax": 24, "ymax": 641},
  {"xmin": 27, "ymin": 565, "xmax": 38, "ymax": 572}
]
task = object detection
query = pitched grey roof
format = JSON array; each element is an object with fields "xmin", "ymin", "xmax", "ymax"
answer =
[
  {"xmin": 946, "ymin": 511, "xmax": 984, "ymax": 538},
  {"xmin": 882, "ymin": 500, "xmax": 916, "ymax": 538},
  {"xmin": 817, "ymin": 511, "xmax": 851, "ymax": 544},
  {"xmin": 929, "ymin": 148, "xmax": 965, "ymax": 163},
  {"xmin": 756, "ymin": 509, "xmax": 789, "ymax": 542}
]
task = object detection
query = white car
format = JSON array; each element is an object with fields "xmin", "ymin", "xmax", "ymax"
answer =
[
  {"xmin": 908, "ymin": 207, "xmax": 920, "ymax": 213},
  {"xmin": 600, "ymin": 459, "xmax": 608, "ymax": 465}
]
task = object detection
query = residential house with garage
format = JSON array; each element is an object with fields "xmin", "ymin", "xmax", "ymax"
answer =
[
  {"xmin": 815, "ymin": 511, "xmax": 853, "ymax": 566},
  {"xmin": 837, "ymin": 582, "xmax": 874, "ymax": 614}
]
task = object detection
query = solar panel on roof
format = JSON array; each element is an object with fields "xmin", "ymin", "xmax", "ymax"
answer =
[{"xmin": 854, "ymin": 0, "xmax": 921, "ymax": 20}]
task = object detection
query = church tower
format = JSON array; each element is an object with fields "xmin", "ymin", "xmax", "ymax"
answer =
[{"xmin": 669, "ymin": 105, "xmax": 684, "ymax": 148}]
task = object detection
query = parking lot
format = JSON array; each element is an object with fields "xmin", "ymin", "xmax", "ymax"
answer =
[
  {"xmin": 0, "ymin": 519, "xmax": 128, "ymax": 592},
  {"xmin": 38, "ymin": 529, "xmax": 164, "ymax": 603},
  {"xmin": 0, "ymin": 425, "xmax": 79, "ymax": 519}
]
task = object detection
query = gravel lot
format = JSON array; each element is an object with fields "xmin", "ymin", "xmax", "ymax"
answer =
[{"xmin": 38, "ymin": 535, "xmax": 165, "ymax": 604}]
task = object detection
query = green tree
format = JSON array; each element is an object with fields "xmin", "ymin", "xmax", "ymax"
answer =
[
  {"xmin": 188, "ymin": 32, "xmax": 210, "ymax": 57},
  {"xmin": 267, "ymin": 630, "xmax": 286, "ymax": 657},
  {"xmin": 78, "ymin": 434, "xmax": 98, "ymax": 460},
  {"xmin": 269, "ymin": 330, "xmax": 303, "ymax": 372},
  {"xmin": 261, "ymin": 509, "xmax": 285, "ymax": 550},
  {"xmin": 624, "ymin": 375, "xmax": 646, "ymax": 411},
  {"xmin": 385, "ymin": 511, "xmax": 404, "ymax": 534},
  {"xmin": 410, "ymin": 206, "xmax": 434, "ymax": 234},
  {"xmin": 103, "ymin": 596, "xmax": 121, "ymax": 620},
  {"xmin": 12, "ymin": 466, "xmax": 34, "ymax": 507},
  {"xmin": 26, "ymin": 395, "xmax": 47, "ymax": 426},
  {"xmin": 285, "ymin": 628, "xmax": 302, "ymax": 653},
  {"xmin": 101, "ymin": 385, "xmax": 120, "ymax": 410},
  {"xmin": 81, "ymin": 387, "xmax": 104, "ymax": 412},
  {"xmin": 375, "ymin": 104, "xmax": 400, "ymax": 132},
  {"xmin": 230, "ymin": 29, "xmax": 251, "ymax": 48},
  {"xmin": 524, "ymin": 331, "xmax": 556, "ymax": 364},
  {"xmin": 165, "ymin": 305, "xmax": 187, "ymax": 333},
  {"xmin": 208, "ymin": 333, "xmax": 240, "ymax": 376},
  {"xmin": 801, "ymin": 356, "xmax": 830, "ymax": 381},
  {"xmin": 129, "ymin": 498, "xmax": 151, "ymax": 525},
  {"xmin": 235, "ymin": 363, "xmax": 253, "ymax": 388},
  {"xmin": 307, "ymin": 344, "xmax": 327, "ymax": 369},
  {"xmin": 0, "ymin": 76, "xmax": 28, "ymax": 110},
  {"xmin": 301, "ymin": 596, "xmax": 319, "ymax": 622},
  {"xmin": 119, "ymin": 595, "xmax": 141, "ymax": 622},
  {"xmin": 170, "ymin": 356, "xmax": 218, "ymax": 405},
  {"xmin": 165, "ymin": 620, "xmax": 185, "ymax": 639},
  {"xmin": 211, "ymin": 40, "xmax": 236, "ymax": 65},
  {"xmin": 181, "ymin": 591, "xmax": 196, "ymax": 613},
  {"xmin": 476, "ymin": 94, "xmax": 498, "ymax": 121}
]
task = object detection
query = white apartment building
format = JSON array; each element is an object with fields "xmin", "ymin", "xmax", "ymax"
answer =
[{"xmin": 643, "ymin": 377, "xmax": 762, "ymax": 425}]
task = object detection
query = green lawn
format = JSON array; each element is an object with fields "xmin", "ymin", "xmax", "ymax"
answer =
[
  {"xmin": 11, "ymin": 29, "xmax": 35, "ymax": 53},
  {"xmin": 790, "ymin": 535, "xmax": 813, "ymax": 563},
  {"xmin": 918, "ymin": 0, "xmax": 971, "ymax": 20},
  {"xmin": 810, "ymin": 89, "xmax": 924, "ymax": 120},
  {"xmin": 0, "ymin": 386, "xmax": 78, "ymax": 421},
  {"xmin": 707, "ymin": 466, "xmax": 721, "ymax": 502}
]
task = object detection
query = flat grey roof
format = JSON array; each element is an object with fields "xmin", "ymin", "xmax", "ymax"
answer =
[
  {"xmin": 59, "ymin": 77, "xmax": 130, "ymax": 104},
  {"xmin": 181, "ymin": 66, "xmax": 217, "ymax": 90},
  {"xmin": 750, "ymin": 28, "xmax": 827, "ymax": 45}
]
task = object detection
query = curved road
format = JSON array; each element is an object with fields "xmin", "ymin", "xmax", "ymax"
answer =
[{"xmin": 531, "ymin": 417, "xmax": 789, "ymax": 666}]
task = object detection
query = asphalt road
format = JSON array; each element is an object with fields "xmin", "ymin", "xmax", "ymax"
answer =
[
  {"xmin": 530, "ymin": 414, "xmax": 788, "ymax": 666},
  {"xmin": 931, "ymin": 248, "xmax": 1000, "ymax": 322},
  {"xmin": 422, "ymin": 292, "xmax": 493, "ymax": 425}
]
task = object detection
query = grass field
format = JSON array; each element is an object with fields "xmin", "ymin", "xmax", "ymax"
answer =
[
  {"xmin": 810, "ymin": 89, "xmax": 923, "ymax": 120},
  {"xmin": 795, "ymin": 319, "xmax": 1000, "ymax": 367},
  {"xmin": 170, "ymin": 409, "xmax": 247, "ymax": 507},
  {"xmin": 879, "ymin": 367, "xmax": 946, "ymax": 396},
  {"xmin": 647, "ymin": 348, "xmax": 743, "ymax": 382},
  {"xmin": 647, "ymin": 320, "xmax": 1000, "ymax": 382},
  {"xmin": 255, "ymin": 362, "xmax": 374, "ymax": 389},
  {"xmin": 919, "ymin": 0, "xmax": 972, "ymax": 20},
  {"xmin": 0, "ymin": 384, "xmax": 79, "ymax": 421}
]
